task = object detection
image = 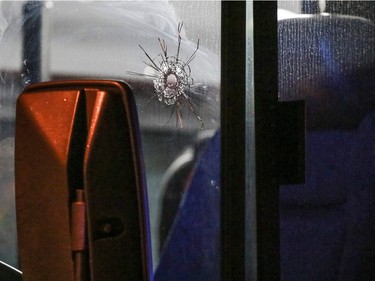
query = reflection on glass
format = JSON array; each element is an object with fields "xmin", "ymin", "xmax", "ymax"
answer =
[
  {"xmin": 0, "ymin": 0, "xmax": 221, "ymax": 275},
  {"xmin": 0, "ymin": 2, "xmax": 24, "ymax": 268}
]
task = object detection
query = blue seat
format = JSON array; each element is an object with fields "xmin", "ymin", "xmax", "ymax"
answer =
[
  {"xmin": 278, "ymin": 15, "xmax": 375, "ymax": 280},
  {"xmin": 155, "ymin": 132, "xmax": 220, "ymax": 281},
  {"xmin": 280, "ymin": 113, "xmax": 375, "ymax": 281},
  {"xmin": 156, "ymin": 15, "xmax": 375, "ymax": 281}
]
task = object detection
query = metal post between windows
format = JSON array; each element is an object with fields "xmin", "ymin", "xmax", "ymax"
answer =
[
  {"xmin": 221, "ymin": 1, "xmax": 247, "ymax": 280},
  {"xmin": 221, "ymin": 1, "xmax": 280, "ymax": 280}
]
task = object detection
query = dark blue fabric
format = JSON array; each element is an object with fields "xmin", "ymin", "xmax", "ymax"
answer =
[
  {"xmin": 278, "ymin": 17, "xmax": 375, "ymax": 130},
  {"xmin": 156, "ymin": 114, "xmax": 374, "ymax": 281},
  {"xmin": 275, "ymin": 16, "xmax": 375, "ymax": 280},
  {"xmin": 154, "ymin": 132, "xmax": 220, "ymax": 281},
  {"xmin": 280, "ymin": 113, "xmax": 375, "ymax": 281}
]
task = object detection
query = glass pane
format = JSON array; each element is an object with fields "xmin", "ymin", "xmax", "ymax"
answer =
[
  {"xmin": 0, "ymin": 0, "xmax": 221, "ymax": 276},
  {"xmin": 0, "ymin": 2, "xmax": 24, "ymax": 268},
  {"xmin": 278, "ymin": 1, "xmax": 375, "ymax": 280}
]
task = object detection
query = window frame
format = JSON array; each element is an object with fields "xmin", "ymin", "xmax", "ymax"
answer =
[{"xmin": 220, "ymin": 2, "xmax": 280, "ymax": 281}]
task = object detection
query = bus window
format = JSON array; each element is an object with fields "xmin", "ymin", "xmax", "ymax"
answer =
[{"xmin": 0, "ymin": 1, "xmax": 221, "ymax": 275}]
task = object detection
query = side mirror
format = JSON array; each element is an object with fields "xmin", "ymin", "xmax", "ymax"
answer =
[{"xmin": 15, "ymin": 80, "xmax": 152, "ymax": 281}]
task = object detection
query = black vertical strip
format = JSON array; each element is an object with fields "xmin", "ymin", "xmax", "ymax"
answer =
[
  {"xmin": 67, "ymin": 91, "xmax": 87, "ymax": 207},
  {"xmin": 22, "ymin": 1, "xmax": 42, "ymax": 84},
  {"xmin": 253, "ymin": 1, "xmax": 280, "ymax": 281},
  {"xmin": 221, "ymin": 1, "xmax": 247, "ymax": 280}
]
